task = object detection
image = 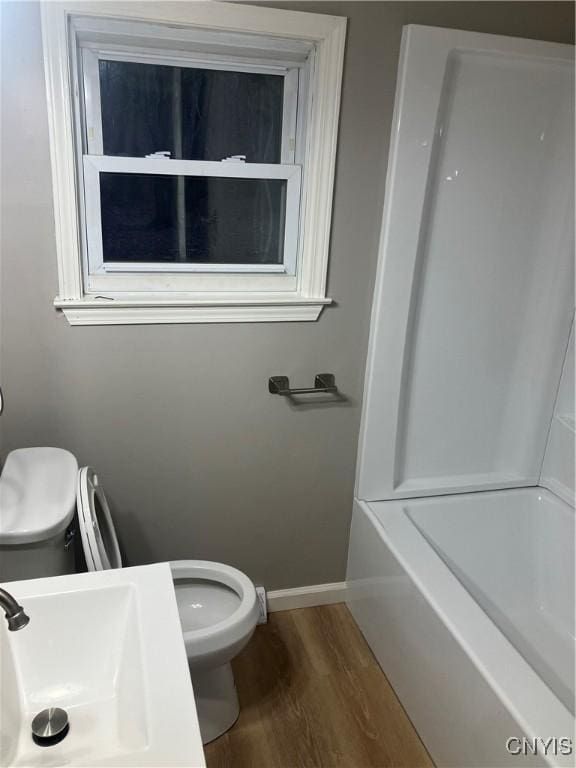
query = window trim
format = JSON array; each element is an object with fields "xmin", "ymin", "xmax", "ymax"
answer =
[{"xmin": 41, "ymin": 1, "xmax": 347, "ymax": 324}]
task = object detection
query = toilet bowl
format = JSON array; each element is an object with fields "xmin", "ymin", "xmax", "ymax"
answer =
[
  {"xmin": 75, "ymin": 466, "xmax": 259, "ymax": 744},
  {"xmin": 171, "ymin": 560, "xmax": 259, "ymax": 743}
]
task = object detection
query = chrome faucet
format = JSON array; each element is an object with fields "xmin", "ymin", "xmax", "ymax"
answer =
[{"xmin": 0, "ymin": 587, "xmax": 30, "ymax": 631}]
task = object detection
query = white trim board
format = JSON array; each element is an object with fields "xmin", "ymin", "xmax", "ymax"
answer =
[
  {"xmin": 53, "ymin": 296, "xmax": 331, "ymax": 324},
  {"xmin": 266, "ymin": 581, "xmax": 347, "ymax": 612},
  {"xmin": 40, "ymin": 1, "xmax": 347, "ymax": 325}
]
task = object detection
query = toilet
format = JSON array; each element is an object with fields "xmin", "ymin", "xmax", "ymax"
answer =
[{"xmin": 0, "ymin": 448, "xmax": 259, "ymax": 745}]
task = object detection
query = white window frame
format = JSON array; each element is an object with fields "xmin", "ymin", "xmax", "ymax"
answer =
[
  {"xmin": 80, "ymin": 40, "xmax": 302, "ymax": 285},
  {"xmin": 41, "ymin": 1, "xmax": 347, "ymax": 324}
]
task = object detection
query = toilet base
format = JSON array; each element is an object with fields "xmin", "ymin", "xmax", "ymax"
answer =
[{"xmin": 189, "ymin": 662, "xmax": 240, "ymax": 744}]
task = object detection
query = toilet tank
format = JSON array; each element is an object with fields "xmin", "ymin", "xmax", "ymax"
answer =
[{"xmin": 0, "ymin": 448, "xmax": 78, "ymax": 582}]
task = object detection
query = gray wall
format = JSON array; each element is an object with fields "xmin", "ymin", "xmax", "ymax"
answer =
[{"xmin": 1, "ymin": 2, "xmax": 573, "ymax": 590}]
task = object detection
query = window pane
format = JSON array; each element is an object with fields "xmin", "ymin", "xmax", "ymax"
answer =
[
  {"xmin": 100, "ymin": 173, "xmax": 287, "ymax": 265},
  {"xmin": 99, "ymin": 60, "xmax": 284, "ymax": 163},
  {"xmin": 180, "ymin": 68, "xmax": 284, "ymax": 163},
  {"xmin": 100, "ymin": 174, "xmax": 179, "ymax": 262},
  {"xmin": 99, "ymin": 60, "xmax": 175, "ymax": 160}
]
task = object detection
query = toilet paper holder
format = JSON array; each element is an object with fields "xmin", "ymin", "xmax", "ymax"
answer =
[{"xmin": 268, "ymin": 373, "xmax": 338, "ymax": 396}]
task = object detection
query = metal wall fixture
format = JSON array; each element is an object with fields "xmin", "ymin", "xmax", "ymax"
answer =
[{"xmin": 268, "ymin": 373, "xmax": 338, "ymax": 397}]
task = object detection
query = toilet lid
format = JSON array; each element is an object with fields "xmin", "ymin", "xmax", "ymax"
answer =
[{"xmin": 77, "ymin": 467, "xmax": 122, "ymax": 571}]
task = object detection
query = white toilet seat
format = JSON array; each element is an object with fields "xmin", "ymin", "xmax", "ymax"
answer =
[{"xmin": 77, "ymin": 467, "xmax": 122, "ymax": 571}]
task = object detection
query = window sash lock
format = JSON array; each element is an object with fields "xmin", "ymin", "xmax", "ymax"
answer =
[{"xmin": 221, "ymin": 154, "xmax": 247, "ymax": 163}]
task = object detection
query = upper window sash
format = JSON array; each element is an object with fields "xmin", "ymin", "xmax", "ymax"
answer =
[
  {"xmin": 80, "ymin": 47, "xmax": 300, "ymax": 163},
  {"xmin": 82, "ymin": 155, "xmax": 302, "ymax": 276}
]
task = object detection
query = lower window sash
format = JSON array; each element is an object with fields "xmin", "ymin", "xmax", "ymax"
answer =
[{"xmin": 82, "ymin": 154, "xmax": 302, "ymax": 279}]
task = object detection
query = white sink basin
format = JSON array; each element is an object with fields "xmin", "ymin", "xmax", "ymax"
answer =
[{"xmin": 0, "ymin": 563, "xmax": 205, "ymax": 767}]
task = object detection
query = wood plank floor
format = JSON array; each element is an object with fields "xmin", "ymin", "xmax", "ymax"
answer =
[{"xmin": 205, "ymin": 603, "xmax": 433, "ymax": 768}]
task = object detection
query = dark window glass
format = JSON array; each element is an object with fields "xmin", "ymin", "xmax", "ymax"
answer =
[
  {"xmin": 98, "ymin": 60, "xmax": 284, "ymax": 163},
  {"xmin": 100, "ymin": 173, "xmax": 286, "ymax": 265}
]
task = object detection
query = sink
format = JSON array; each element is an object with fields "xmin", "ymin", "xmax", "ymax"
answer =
[{"xmin": 0, "ymin": 563, "xmax": 205, "ymax": 767}]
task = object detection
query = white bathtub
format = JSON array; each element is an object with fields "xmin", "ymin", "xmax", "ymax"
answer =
[{"xmin": 346, "ymin": 488, "xmax": 575, "ymax": 768}]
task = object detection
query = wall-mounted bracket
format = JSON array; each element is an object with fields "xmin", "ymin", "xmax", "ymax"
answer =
[{"xmin": 268, "ymin": 373, "xmax": 338, "ymax": 396}]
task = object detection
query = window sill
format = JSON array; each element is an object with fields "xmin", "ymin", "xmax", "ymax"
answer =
[{"xmin": 53, "ymin": 296, "xmax": 332, "ymax": 325}]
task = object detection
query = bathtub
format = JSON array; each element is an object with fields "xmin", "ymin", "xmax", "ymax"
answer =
[{"xmin": 346, "ymin": 487, "xmax": 575, "ymax": 768}]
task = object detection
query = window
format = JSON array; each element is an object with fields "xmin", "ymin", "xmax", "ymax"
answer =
[
  {"xmin": 81, "ymin": 37, "xmax": 302, "ymax": 282},
  {"xmin": 41, "ymin": 2, "xmax": 346, "ymax": 324}
]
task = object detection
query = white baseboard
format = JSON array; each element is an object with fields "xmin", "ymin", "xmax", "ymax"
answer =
[{"xmin": 266, "ymin": 581, "xmax": 348, "ymax": 613}]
